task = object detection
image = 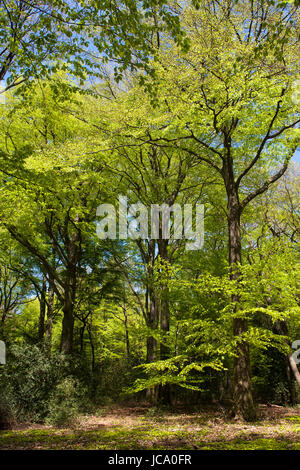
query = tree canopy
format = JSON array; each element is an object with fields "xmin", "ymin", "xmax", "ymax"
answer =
[{"xmin": 0, "ymin": 0, "xmax": 299, "ymax": 426}]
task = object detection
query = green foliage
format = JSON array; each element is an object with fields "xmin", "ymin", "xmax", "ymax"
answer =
[
  {"xmin": 0, "ymin": 345, "xmax": 67, "ymax": 421},
  {"xmin": 0, "ymin": 0, "xmax": 189, "ymax": 90},
  {"xmin": 0, "ymin": 345, "xmax": 91, "ymax": 423},
  {"xmin": 46, "ymin": 377, "xmax": 87, "ymax": 427},
  {"xmin": 252, "ymin": 347, "xmax": 294, "ymax": 405},
  {"xmin": 0, "ymin": 0, "xmax": 299, "ymax": 426}
]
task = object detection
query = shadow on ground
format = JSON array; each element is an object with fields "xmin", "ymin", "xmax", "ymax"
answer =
[{"xmin": 0, "ymin": 404, "xmax": 299, "ymax": 450}]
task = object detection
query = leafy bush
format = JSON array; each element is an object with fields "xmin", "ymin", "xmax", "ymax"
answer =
[
  {"xmin": 0, "ymin": 345, "xmax": 68, "ymax": 422},
  {"xmin": 46, "ymin": 376, "xmax": 87, "ymax": 426},
  {"xmin": 0, "ymin": 344, "xmax": 89, "ymax": 423}
]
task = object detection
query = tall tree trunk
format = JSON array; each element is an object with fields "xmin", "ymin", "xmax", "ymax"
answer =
[
  {"xmin": 157, "ymin": 285, "xmax": 171, "ymax": 405},
  {"xmin": 225, "ymin": 172, "xmax": 256, "ymax": 420},
  {"xmin": 123, "ymin": 306, "xmax": 130, "ymax": 362},
  {"xmin": 286, "ymin": 356, "xmax": 296, "ymax": 405},
  {"xmin": 274, "ymin": 319, "xmax": 299, "ymax": 399},
  {"xmin": 146, "ymin": 288, "xmax": 159, "ymax": 362},
  {"xmin": 157, "ymin": 239, "xmax": 171, "ymax": 405},
  {"xmin": 122, "ymin": 283, "xmax": 131, "ymax": 361},
  {"xmin": 146, "ymin": 284, "xmax": 159, "ymax": 403},
  {"xmin": 38, "ymin": 275, "xmax": 46, "ymax": 346},
  {"xmin": 160, "ymin": 284, "xmax": 170, "ymax": 361},
  {"xmin": 60, "ymin": 279, "xmax": 75, "ymax": 354},
  {"xmin": 87, "ymin": 322, "xmax": 95, "ymax": 372},
  {"xmin": 289, "ymin": 356, "xmax": 300, "ymax": 388},
  {"xmin": 45, "ymin": 275, "xmax": 54, "ymax": 356},
  {"xmin": 60, "ymin": 226, "xmax": 79, "ymax": 355},
  {"xmin": 145, "ymin": 240, "xmax": 159, "ymax": 402}
]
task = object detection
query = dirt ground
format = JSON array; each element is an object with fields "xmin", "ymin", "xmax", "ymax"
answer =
[{"xmin": 0, "ymin": 403, "xmax": 299, "ymax": 450}]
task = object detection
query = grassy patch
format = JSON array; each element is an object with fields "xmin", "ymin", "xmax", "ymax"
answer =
[{"xmin": 0, "ymin": 405, "xmax": 300, "ymax": 450}]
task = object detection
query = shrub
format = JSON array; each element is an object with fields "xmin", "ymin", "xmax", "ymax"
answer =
[
  {"xmin": 0, "ymin": 344, "xmax": 91, "ymax": 424},
  {"xmin": 0, "ymin": 344, "xmax": 69, "ymax": 422},
  {"xmin": 46, "ymin": 376, "xmax": 87, "ymax": 426}
]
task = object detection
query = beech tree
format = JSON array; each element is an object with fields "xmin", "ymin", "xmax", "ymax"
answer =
[
  {"xmin": 0, "ymin": 0, "xmax": 189, "ymax": 94},
  {"xmin": 96, "ymin": 86, "xmax": 217, "ymax": 402},
  {"xmin": 127, "ymin": 1, "xmax": 299, "ymax": 418},
  {"xmin": 0, "ymin": 77, "xmax": 112, "ymax": 353}
]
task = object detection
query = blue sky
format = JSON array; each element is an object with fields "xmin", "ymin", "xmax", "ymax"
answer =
[{"xmin": 292, "ymin": 148, "xmax": 300, "ymax": 165}]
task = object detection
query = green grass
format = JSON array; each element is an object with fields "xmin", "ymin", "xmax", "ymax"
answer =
[{"xmin": 0, "ymin": 405, "xmax": 299, "ymax": 450}]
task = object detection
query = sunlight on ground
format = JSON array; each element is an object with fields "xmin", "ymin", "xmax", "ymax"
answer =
[{"xmin": 0, "ymin": 405, "xmax": 299, "ymax": 450}]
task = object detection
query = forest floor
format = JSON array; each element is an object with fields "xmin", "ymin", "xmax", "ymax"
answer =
[{"xmin": 0, "ymin": 404, "xmax": 300, "ymax": 450}]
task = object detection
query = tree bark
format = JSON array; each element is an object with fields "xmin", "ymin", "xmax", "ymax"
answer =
[
  {"xmin": 45, "ymin": 275, "xmax": 54, "ymax": 356},
  {"xmin": 38, "ymin": 275, "xmax": 47, "ymax": 345},
  {"xmin": 60, "ymin": 224, "xmax": 80, "ymax": 355},
  {"xmin": 146, "ymin": 282, "xmax": 159, "ymax": 403},
  {"xmin": 274, "ymin": 319, "xmax": 297, "ymax": 404},
  {"xmin": 224, "ymin": 162, "xmax": 256, "ymax": 420},
  {"xmin": 87, "ymin": 321, "xmax": 95, "ymax": 372},
  {"xmin": 122, "ymin": 284, "xmax": 131, "ymax": 361},
  {"xmin": 157, "ymin": 239, "xmax": 171, "ymax": 405},
  {"xmin": 60, "ymin": 279, "xmax": 75, "ymax": 354},
  {"xmin": 289, "ymin": 356, "xmax": 300, "ymax": 388},
  {"xmin": 123, "ymin": 306, "xmax": 131, "ymax": 362}
]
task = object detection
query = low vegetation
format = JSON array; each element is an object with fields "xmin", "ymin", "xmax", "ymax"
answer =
[{"xmin": 1, "ymin": 405, "xmax": 300, "ymax": 450}]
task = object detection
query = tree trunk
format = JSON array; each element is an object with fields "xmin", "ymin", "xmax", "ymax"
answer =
[
  {"xmin": 274, "ymin": 319, "xmax": 297, "ymax": 404},
  {"xmin": 146, "ymin": 289, "xmax": 159, "ymax": 362},
  {"xmin": 124, "ymin": 307, "xmax": 131, "ymax": 361},
  {"xmin": 289, "ymin": 356, "xmax": 300, "ymax": 388},
  {"xmin": 45, "ymin": 276, "xmax": 54, "ymax": 356},
  {"xmin": 157, "ymin": 290, "xmax": 171, "ymax": 405},
  {"xmin": 60, "ymin": 281, "xmax": 75, "ymax": 354},
  {"xmin": 87, "ymin": 322, "xmax": 95, "ymax": 372},
  {"xmin": 146, "ymin": 286, "xmax": 159, "ymax": 403},
  {"xmin": 38, "ymin": 275, "xmax": 46, "ymax": 345},
  {"xmin": 60, "ymin": 227, "xmax": 79, "ymax": 355},
  {"xmin": 145, "ymin": 241, "xmax": 159, "ymax": 403},
  {"xmin": 122, "ymin": 284, "xmax": 131, "ymax": 361},
  {"xmin": 157, "ymin": 239, "xmax": 171, "ymax": 405},
  {"xmin": 226, "ymin": 175, "xmax": 256, "ymax": 420},
  {"xmin": 286, "ymin": 355, "xmax": 296, "ymax": 405},
  {"xmin": 233, "ymin": 319, "xmax": 255, "ymax": 419}
]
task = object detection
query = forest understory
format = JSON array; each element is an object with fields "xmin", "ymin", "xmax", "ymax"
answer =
[{"xmin": 1, "ymin": 404, "xmax": 300, "ymax": 450}]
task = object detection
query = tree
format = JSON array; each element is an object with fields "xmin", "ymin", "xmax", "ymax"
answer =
[
  {"xmin": 0, "ymin": 77, "xmax": 113, "ymax": 353},
  {"xmin": 126, "ymin": 0, "xmax": 299, "ymax": 418},
  {"xmin": 0, "ymin": 0, "xmax": 189, "ymax": 94},
  {"xmin": 244, "ymin": 164, "xmax": 300, "ymax": 401},
  {"xmin": 0, "ymin": 231, "xmax": 34, "ymax": 339},
  {"xmin": 96, "ymin": 85, "xmax": 216, "ymax": 401}
]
